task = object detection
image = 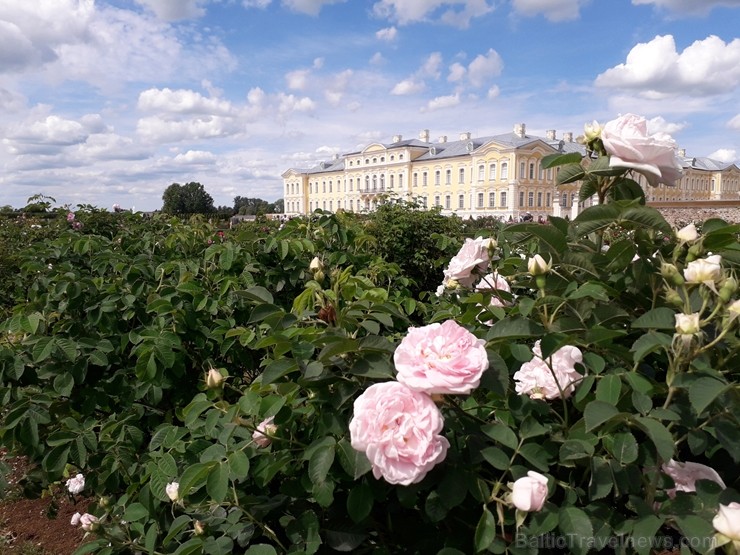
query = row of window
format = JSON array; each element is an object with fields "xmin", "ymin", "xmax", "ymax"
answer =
[{"xmin": 347, "ymin": 153, "xmax": 405, "ymax": 167}]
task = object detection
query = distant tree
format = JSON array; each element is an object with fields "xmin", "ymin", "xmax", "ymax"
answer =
[
  {"xmin": 162, "ymin": 182, "xmax": 215, "ymax": 214},
  {"xmin": 234, "ymin": 196, "xmax": 271, "ymax": 216},
  {"xmin": 272, "ymin": 198, "xmax": 284, "ymax": 214}
]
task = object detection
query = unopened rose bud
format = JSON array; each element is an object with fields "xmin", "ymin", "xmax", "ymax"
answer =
[
  {"xmin": 166, "ymin": 482, "xmax": 179, "ymax": 502},
  {"xmin": 309, "ymin": 256, "xmax": 323, "ymax": 272},
  {"xmin": 583, "ymin": 120, "xmax": 601, "ymax": 142},
  {"xmin": 194, "ymin": 521, "xmax": 205, "ymax": 536},
  {"xmin": 676, "ymin": 223, "xmax": 698, "ymax": 243},
  {"xmin": 661, "ymin": 263, "xmax": 685, "ymax": 286},
  {"xmin": 527, "ymin": 254, "xmax": 551, "ymax": 276},
  {"xmin": 719, "ymin": 277, "xmax": 738, "ymax": 303},
  {"xmin": 205, "ymin": 368, "xmax": 225, "ymax": 389},
  {"xmin": 314, "ymin": 270, "xmax": 325, "ymax": 282},
  {"xmin": 665, "ymin": 288, "xmax": 683, "ymax": 307}
]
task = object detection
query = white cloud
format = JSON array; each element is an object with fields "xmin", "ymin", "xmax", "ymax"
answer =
[
  {"xmin": 512, "ymin": 0, "xmax": 590, "ymax": 22},
  {"xmin": 421, "ymin": 52, "xmax": 443, "ymax": 79},
  {"xmin": 632, "ymin": 0, "xmax": 740, "ymax": 15},
  {"xmin": 487, "ymin": 85, "xmax": 500, "ymax": 99},
  {"xmin": 707, "ymin": 148, "xmax": 737, "ymax": 163},
  {"xmin": 138, "ymin": 88, "xmax": 235, "ymax": 115},
  {"xmin": 286, "ymin": 69, "xmax": 311, "ymax": 90},
  {"xmin": 647, "ymin": 116, "xmax": 686, "ymax": 135},
  {"xmin": 324, "ymin": 69, "xmax": 353, "ymax": 106},
  {"xmin": 0, "ymin": 88, "xmax": 26, "ymax": 113},
  {"xmin": 595, "ymin": 35, "xmax": 740, "ymax": 97},
  {"xmin": 134, "ymin": 0, "xmax": 207, "ymax": 20},
  {"xmin": 467, "ymin": 48, "xmax": 503, "ymax": 87},
  {"xmin": 728, "ymin": 114, "xmax": 740, "ymax": 129},
  {"xmin": 282, "ymin": 0, "xmax": 346, "ymax": 16},
  {"xmin": 423, "ymin": 93, "xmax": 461, "ymax": 111},
  {"xmin": 313, "ymin": 57, "xmax": 324, "ymax": 69},
  {"xmin": 447, "ymin": 62, "xmax": 466, "ymax": 82},
  {"xmin": 369, "ymin": 52, "xmax": 386, "ymax": 65},
  {"xmin": 173, "ymin": 150, "xmax": 217, "ymax": 164},
  {"xmin": 372, "ymin": 0, "xmax": 494, "ymax": 27},
  {"xmin": 376, "ymin": 26, "xmax": 398, "ymax": 41},
  {"xmin": 391, "ymin": 78, "xmax": 425, "ymax": 95},
  {"xmin": 243, "ymin": 0, "xmax": 272, "ymax": 8},
  {"xmin": 136, "ymin": 115, "xmax": 244, "ymax": 142},
  {"xmin": 3, "ymin": 115, "xmax": 112, "ymax": 155},
  {"xmin": 277, "ymin": 93, "xmax": 316, "ymax": 114}
]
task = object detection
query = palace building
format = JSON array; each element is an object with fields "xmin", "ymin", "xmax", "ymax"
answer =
[{"xmin": 281, "ymin": 124, "xmax": 740, "ymax": 220}]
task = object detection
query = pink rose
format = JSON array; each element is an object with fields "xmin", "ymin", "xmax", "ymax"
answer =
[
  {"xmin": 601, "ymin": 113, "xmax": 683, "ymax": 187},
  {"xmin": 394, "ymin": 320, "xmax": 489, "ymax": 395},
  {"xmin": 475, "ymin": 273, "xmax": 511, "ymax": 307},
  {"xmin": 511, "ymin": 471, "xmax": 549, "ymax": 512},
  {"xmin": 349, "ymin": 381, "xmax": 449, "ymax": 485},
  {"xmin": 443, "ymin": 237, "xmax": 495, "ymax": 288},
  {"xmin": 66, "ymin": 212, "xmax": 75, "ymax": 222},
  {"xmin": 252, "ymin": 416, "xmax": 277, "ymax": 448},
  {"xmin": 661, "ymin": 459, "xmax": 726, "ymax": 498},
  {"xmin": 513, "ymin": 340, "xmax": 583, "ymax": 400}
]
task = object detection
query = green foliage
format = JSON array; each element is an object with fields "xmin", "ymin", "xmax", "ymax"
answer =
[
  {"xmin": 162, "ymin": 182, "xmax": 216, "ymax": 215},
  {"xmin": 0, "ymin": 200, "xmax": 738, "ymax": 554}
]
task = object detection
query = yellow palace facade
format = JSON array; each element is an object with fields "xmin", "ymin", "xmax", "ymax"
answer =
[{"xmin": 282, "ymin": 124, "xmax": 740, "ymax": 219}]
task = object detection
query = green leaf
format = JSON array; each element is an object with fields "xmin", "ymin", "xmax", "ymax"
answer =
[
  {"xmin": 474, "ymin": 507, "xmax": 496, "ymax": 552},
  {"xmin": 486, "ymin": 317, "xmax": 544, "ymax": 340},
  {"xmin": 173, "ymin": 538, "xmax": 205, "ymax": 555},
  {"xmin": 595, "ymin": 374, "xmax": 621, "ymax": 405},
  {"xmin": 247, "ymin": 303, "xmax": 284, "ymax": 324},
  {"xmin": 558, "ymin": 507, "xmax": 593, "ymax": 555},
  {"xmin": 206, "ymin": 462, "xmax": 229, "ymax": 503},
  {"xmin": 674, "ymin": 515, "xmax": 716, "ymax": 555},
  {"xmin": 632, "ymin": 416, "xmax": 675, "ymax": 461},
  {"xmin": 260, "ymin": 358, "xmax": 299, "ymax": 385},
  {"xmin": 238, "ymin": 286, "xmax": 274, "ymax": 304},
  {"xmin": 584, "ymin": 400, "xmax": 619, "ymax": 432},
  {"xmin": 162, "ymin": 515, "xmax": 192, "ymax": 546},
  {"xmin": 541, "ymin": 152, "xmax": 583, "ymax": 169},
  {"xmin": 604, "ymin": 432, "xmax": 639, "ymax": 465},
  {"xmin": 228, "ymin": 450, "xmax": 250, "ymax": 480},
  {"xmin": 424, "ymin": 491, "xmax": 448, "ymax": 523},
  {"xmin": 53, "ymin": 372, "xmax": 74, "ymax": 397},
  {"xmin": 589, "ymin": 458, "xmax": 613, "ymax": 500},
  {"xmin": 32, "ymin": 337, "xmax": 55, "ymax": 363},
  {"xmin": 556, "ymin": 163, "xmax": 586, "ymax": 185},
  {"xmin": 308, "ymin": 443, "xmax": 335, "ymax": 486},
  {"xmin": 482, "ymin": 423, "xmax": 519, "ymax": 451},
  {"xmin": 179, "ymin": 462, "xmax": 213, "ymax": 497},
  {"xmin": 55, "ymin": 338, "xmax": 78, "ymax": 362},
  {"xmin": 519, "ymin": 443, "xmax": 551, "ymax": 472},
  {"xmin": 481, "ymin": 447, "xmax": 510, "ymax": 471},
  {"xmin": 347, "ymin": 483, "xmax": 373, "ymax": 523},
  {"xmin": 630, "ymin": 515, "xmax": 664, "ymax": 555},
  {"xmin": 632, "ymin": 307, "xmax": 676, "ymax": 329},
  {"xmin": 559, "ymin": 439, "xmax": 594, "ymax": 462},
  {"xmin": 689, "ymin": 376, "xmax": 727, "ymax": 415},
  {"xmin": 631, "ymin": 331, "xmax": 672, "ymax": 363},
  {"xmin": 337, "ymin": 439, "xmax": 372, "ymax": 479},
  {"xmin": 122, "ymin": 502, "xmax": 150, "ymax": 522}
]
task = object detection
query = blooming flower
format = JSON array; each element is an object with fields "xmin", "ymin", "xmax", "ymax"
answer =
[
  {"xmin": 511, "ymin": 471, "xmax": 549, "ymax": 512},
  {"xmin": 527, "ymin": 254, "xmax": 551, "ymax": 276},
  {"xmin": 79, "ymin": 513, "xmax": 98, "ymax": 531},
  {"xmin": 70, "ymin": 512, "xmax": 81, "ymax": 526},
  {"xmin": 166, "ymin": 481, "xmax": 179, "ymax": 502},
  {"xmin": 66, "ymin": 473, "xmax": 85, "ymax": 494},
  {"xmin": 713, "ymin": 502, "xmax": 740, "ymax": 541},
  {"xmin": 475, "ymin": 272, "xmax": 511, "ymax": 307},
  {"xmin": 442, "ymin": 237, "xmax": 496, "ymax": 288},
  {"xmin": 583, "ymin": 120, "xmax": 601, "ymax": 142},
  {"xmin": 674, "ymin": 313, "xmax": 700, "ymax": 335},
  {"xmin": 252, "ymin": 416, "xmax": 277, "ymax": 448},
  {"xmin": 661, "ymin": 459, "xmax": 726, "ymax": 498},
  {"xmin": 66, "ymin": 212, "xmax": 75, "ymax": 222},
  {"xmin": 601, "ymin": 113, "xmax": 683, "ymax": 187},
  {"xmin": 676, "ymin": 223, "xmax": 699, "ymax": 243},
  {"xmin": 513, "ymin": 340, "xmax": 583, "ymax": 400},
  {"xmin": 683, "ymin": 255, "xmax": 722, "ymax": 285},
  {"xmin": 349, "ymin": 381, "xmax": 449, "ymax": 485},
  {"xmin": 394, "ymin": 320, "xmax": 489, "ymax": 395}
]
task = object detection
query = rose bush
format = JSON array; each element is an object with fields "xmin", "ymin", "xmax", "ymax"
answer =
[{"xmin": 0, "ymin": 115, "xmax": 737, "ymax": 555}]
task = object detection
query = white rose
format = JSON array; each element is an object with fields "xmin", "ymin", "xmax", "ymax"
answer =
[
  {"xmin": 713, "ymin": 502, "xmax": 740, "ymax": 541},
  {"xmin": 583, "ymin": 120, "xmax": 601, "ymax": 141},
  {"xmin": 674, "ymin": 313, "xmax": 700, "ymax": 335},
  {"xmin": 676, "ymin": 223, "xmax": 698, "ymax": 242},
  {"xmin": 511, "ymin": 471, "xmax": 549, "ymax": 512},
  {"xmin": 601, "ymin": 113, "xmax": 683, "ymax": 187},
  {"xmin": 66, "ymin": 473, "xmax": 85, "ymax": 494},
  {"xmin": 683, "ymin": 255, "xmax": 722, "ymax": 284},
  {"xmin": 527, "ymin": 254, "xmax": 551, "ymax": 276},
  {"xmin": 205, "ymin": 368, "xmax": 224, "ymax": 389},
  {"xmin": 166, "ymin": 481, "xmax": 179, "ymax": 502},
  {"xmin": 79, "ymin": 513, "xmax": 98, "ymax": 532}
]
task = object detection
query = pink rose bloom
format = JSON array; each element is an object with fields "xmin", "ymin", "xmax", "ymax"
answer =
[
  {"xmin": 252, "ymin": 416, "xmax": 277, "ymax": 448},
  {"xmin": 66, "ymin": 473, "xmax": 85, "ymax": 494},
  {"xmin": 511, "ymin": 471, "xmax": 549, "ymax": 512},
  {"xmin": 513, "ymin": 340, "xmax": 583, "ymax": 400},
  {"xmin": 394, "ymin": 320, "xmax": 489, "ymax": 395},
  {"xmin": 475, "ymin": 273, "xmax": 511, "ymax": 307},
  {"xmin": 661, "ymin": 459, "xmax": 726, "ymax": 498},
  {"xmin": 66, "ymin": 212, "xmax": 75, "ymax": 222},
  {"xmin": 443, "ymin": 237, "xmax": 495, "ymax": 288},
  {"xmin": 601, "ymin": 113, "xmax": 683, "ymax": 187},
  {"xmin": 349, "ymin": 381, "xmax": 449, "ymax": 485}
]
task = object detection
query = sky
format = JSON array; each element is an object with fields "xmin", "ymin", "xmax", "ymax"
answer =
[{"xmin": 1, "ymin": 0, "xmax": 739, "ymax": 212}]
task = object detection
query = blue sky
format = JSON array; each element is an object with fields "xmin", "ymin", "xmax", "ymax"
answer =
[{"xmin": 1, "ymin": 0, "xmax": 739, "ymax": 211}]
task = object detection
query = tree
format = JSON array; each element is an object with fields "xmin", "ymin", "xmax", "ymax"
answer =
[
  {"xmin": 272, "ymin": 198, "xmax": 284, "ymax": 214},
  {"xmin": 162, "ymin": 182, "xmax": 215, "ymax": 215},
  {"xmin": 234, "ymin": 196, "xmax": 270, "ymax": 215}
]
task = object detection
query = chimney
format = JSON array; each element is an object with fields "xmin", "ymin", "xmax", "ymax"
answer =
[
  {"xmin": 438, "ymin": 136, "xmax": 447, "ymax": 143},
  {"xmin": 419, "ymin": 129, "xmax": 430, "ymax": 142},
  {"xmin": 514, "ymin": 123, "xmax": 526, "ymax": 138},
  {"xmin": 459, "ymin": 131, "xmax": 471, "ymax": 140},
  {"xmin": 392, "ymin": 134, "xmax": 403, "ymax": 143},
  {"xmin": 332, "ymin": 153, "xmax": 339, "ymax": 161},
  {"xmin": 678, "ymin": 148, "xmax": 686, "ymax": 157},
  {"xmin": 546, "ymin": 130, "xmax": 557, "ymax": 140},
  {"xmin": 563, "ymin": 132, "xmax": 573, "ymax": 142}
]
